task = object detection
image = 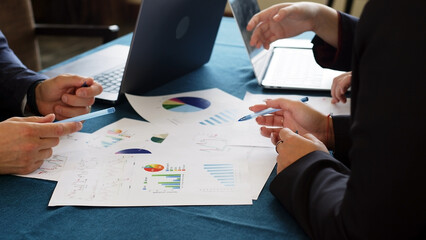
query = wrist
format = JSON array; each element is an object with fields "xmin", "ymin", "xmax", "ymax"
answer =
[
  {"xmin": 325, "ymin": 114, "xmax": 335, "ymax": 149},
  {"xmin": 26, "ymin": 80, "xmax": 43, "ymax": 116},
  {"xmin": 313, "ymin": 4, "xmax": 339, "ymax": 48}
]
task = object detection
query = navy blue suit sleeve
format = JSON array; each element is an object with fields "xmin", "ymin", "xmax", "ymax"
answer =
[
  {"xmin": 0, "ymin": 31, "xmax": 47, "ymax": 118},
  {"xmin": 311, "ymin": 12, "xmax": 358, "ymax": 71}
]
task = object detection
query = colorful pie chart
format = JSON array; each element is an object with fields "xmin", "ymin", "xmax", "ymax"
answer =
[
  {"xmin": 162, "ymin": 97, "xmax": 211, "ymax": 112},
  {"xmin": 115, "ymin": 148, "xmax": 151, "ymax": 154},
  {"xmin": 144, "ymin": 164, "xmax": 164, "ymax": 172}
]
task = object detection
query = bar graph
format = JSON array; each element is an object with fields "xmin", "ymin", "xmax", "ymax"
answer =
[
  {"xmin": 204, "ymin": 164, "xmax": 235, "ymax": 187},
  {"xmin": 152, "ymin": 174, "xmax": 182, "ymax": 189},
  {"xmin": 199, "ymin": 110, "xmax": 238, "ymax": 126},
  {"xmin": 141, "ymin": 173, "xmax": 182, "ymax": 192}
]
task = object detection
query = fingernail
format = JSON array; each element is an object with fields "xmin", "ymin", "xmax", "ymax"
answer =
[
  {"xmin": 76, "ymin": 122, "xmax": 83, "ymax": 130},
  {"xmin": 62, "ymin": 95, "xmax": 67, "ymax": 103},
  {"xmin": 77, "ymin": 90, "xmax": 86, "ymax": 97}
]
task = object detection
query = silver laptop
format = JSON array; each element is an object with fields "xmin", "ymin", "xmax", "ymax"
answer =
[
  {"xmin": 43, "ymin": 0, "xmax": 227, "ymax": 103},
  {"xmin": 228, "ymin": 0, "xmax": 344, "ymax": 91}
]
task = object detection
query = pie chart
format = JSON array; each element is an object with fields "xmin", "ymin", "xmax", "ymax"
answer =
[
  {"xmin": 144, "ymin": 164, "xmax": 164, "ymax": 172},
  {"xmin": 151, "ymin": 134, "xmax": 168, "ymax": 143},
  {"xmin": 162, "ymin": 97, "xmax": 211, "ymax": 112},
  {"xmin": 115, "ymin": 148, "xmax": 151, "ymax": 154}
]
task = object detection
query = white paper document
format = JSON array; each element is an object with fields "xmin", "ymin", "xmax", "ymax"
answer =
[
  {"xmin": 160, "ymin": 125, "xmax": 276, "ymax": 200},
  {"xmin": 47, "ymin": 118, "xmax": 276, "ymax": 206},
  {"xmin": 18, "ymin": 89, "xmax": 347, "ymax": 207},
  {"xmin": 49, "ymin": 145, "xmax": 253, "ymax": 207},
  {"xmin": 243, "ymin": 92, "xmax": 350, "ymax": 116},
  {"xmin": 16, "ymin": 132, "xmax": 91, "ymax": 181},
  {"xmin": 49, "ymin": 150, "xmax": 251, "ymax": 206},
  {"xmin": 125, "ymin": 88, "xmax": 251, "ymax": 128}
]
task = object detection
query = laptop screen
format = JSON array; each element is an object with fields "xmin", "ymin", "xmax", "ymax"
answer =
[{"xmin": 120, "ymin": 0, "xmax": 227, "ymax": 96}]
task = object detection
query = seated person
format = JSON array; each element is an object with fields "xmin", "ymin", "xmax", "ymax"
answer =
[
  {"xmin": 0, "ymin": 30, "xmax": 102, "ymax": 175},
  {"xmin": 247, "ymin": 1, "xmax": 425, "ymax": 239}
]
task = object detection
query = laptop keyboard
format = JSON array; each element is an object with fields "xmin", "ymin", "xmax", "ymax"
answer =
[
  {"xmin": 263, "ymin": 48, "xmax": 323, "ymax": 88},
  {"xmin": 93, "ymin": 67, "xmax": 124, "ymax": 93}
]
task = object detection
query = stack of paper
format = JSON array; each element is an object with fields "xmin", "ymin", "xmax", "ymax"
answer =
[{"xmin": 18, "ymin": 88, "xmax": 349, "ymax": 207}]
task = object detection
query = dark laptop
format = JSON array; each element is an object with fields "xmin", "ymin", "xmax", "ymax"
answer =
[{"xmin": 43, "ymin": 0, "xmax": 227, "ymax": 103}]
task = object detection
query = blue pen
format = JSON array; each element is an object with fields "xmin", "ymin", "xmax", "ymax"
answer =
[
  {"xmin": 56, "ymin": 107, "xmax": 115, "ymax": 123},
  {"xmin": 238, "ymin": 97, "xmax": 309, "ymax": 122}
]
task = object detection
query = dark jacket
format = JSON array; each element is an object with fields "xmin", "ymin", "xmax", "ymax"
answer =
[
  {"xmin": 0, "ymin": 31, "xmax": 46, "ymax": 120},
  {"xmin": 270, "ymin": 0, "xmax": 426, "ymax": 239}
]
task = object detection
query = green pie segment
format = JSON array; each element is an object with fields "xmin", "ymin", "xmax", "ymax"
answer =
[
  {"xmin": 162, "ymin": 97, "xmax": 211, "ymax": 112},
  {"xmin": 151, "ymin": 134, "xmax": 168, "ymax": 143}
]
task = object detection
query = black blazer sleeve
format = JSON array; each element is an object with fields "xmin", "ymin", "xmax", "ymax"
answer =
[
  {"xmin": 0, "ymin": 31, "xmax": 47, "ymax": 118},
  {"xmin": 270, "ymin": 0, "xmax": 426, "ymax": 239},
  {"xmin": 311, "ymin": 12, "xmax": 358, "ymax": 71}
]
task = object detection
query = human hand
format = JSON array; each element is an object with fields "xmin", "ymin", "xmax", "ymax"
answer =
[
  {"xmin": 250, "ymin": 98, "xmax": 334, "ymax": 149},
  {"xmin": 274, "ymin": 128, "xmax": 328, "ymax": 173},
  {"xmin": 0, "ymin": 114, "xmax": 82, "ymax": 175},
  {"xmin": 247, "ymin": 2, "xmax": 338, "ymax": 49},
  {"xmin": 246, "ymin": 2, "xmax": 320, "ymax": 49},
  {"xmin": 331, "ymin": 71, "xmax": 351, "ymax": 104},
  {"xmin": 35, "ymin": 74, "xmax": 103, "ymax": 120}
]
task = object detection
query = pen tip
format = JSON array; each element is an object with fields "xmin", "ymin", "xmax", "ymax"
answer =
[{"xmin": 108, "ymin": 107, "xmax": 116, "ymax": 113}]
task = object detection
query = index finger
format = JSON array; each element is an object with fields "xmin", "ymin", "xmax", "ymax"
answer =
[
  {"xmin": 247, "ymin": 12, "xmax": 261, "ymax": 31},
  {"xmin": 75, "ymin": 80, "xmax": 103, "ymax": 98},
  {"xmin": 36, "ymin": 122, "xmax": 83, "ymax": 138},
  {"xmin": 52, "ymin": 74, "xmax": 92, "ymax": 88},
  {"xmin": 249, "ymin": 103, "xmax": 275, "ymax": 113},
  {"xmin": 265, "ymin": 98, "xmax": 301, "ymax": 111}
]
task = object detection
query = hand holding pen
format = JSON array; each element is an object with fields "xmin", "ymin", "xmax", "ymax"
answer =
[
  {"xmin": 35, "ymin": 75, "xmax": 103, "ymax": 120},
  {"xmin": 239, "ymin": 97, "xmax": 309, "ymax": 121},
  {"xmin": 249, "ymin": 97, "xmax": 334, "ymax": 150}
]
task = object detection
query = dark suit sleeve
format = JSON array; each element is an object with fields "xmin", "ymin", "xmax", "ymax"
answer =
[
  {"xmin": 311, "ymin": 12, "xmax": 358, "ymax": 71},
  {"xmin": 270, "ymin": 151, "xmax": 351, "ymax": 239},
  {"xmin": 270, "ymin": 1, "xmax": 426, "ymax": 239},
  {"xmin": 0, "ymin": 31, "xmax": 47, "ymax": 118},
  {"xmin": 331, "ymin": 115, "xmax": 351, "ymax": 167}
]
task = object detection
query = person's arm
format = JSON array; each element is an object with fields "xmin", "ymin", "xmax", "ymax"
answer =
[
  {"xmin": 330, "ymin": 115, "xmax": 351, "ymax": 167},
  {"xmin": 0, "ymin": 31, "xmax": 47, "ymax": 119},
  {"xmin": 247, "ymin": 2, "xmax": 340, "ymax": 50},
  {"xmin": 0, "ymin": 31, "xmax": 103, "ymax": 120},
  {"xmin": 270, "ymin": 151, "xmax": 350, "ymax": 239},
  {"xmin": 0, "ymin": 114, "xmax": 83, "ymax": 175},
  {"xmin": 271, "ymin": 0, "xmax": 426, "ymax": 238},
  {"xmin": 311, "ymin": 12, "xmax": 358, "ymax": 71}
]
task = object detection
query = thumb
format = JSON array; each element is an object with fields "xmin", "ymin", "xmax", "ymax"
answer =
[
  {"xmin": 303, "ymin": 133, "xmax": 328, "ymax": 152},
  {"xmin": 303, "ymin": 133, "xmax": 320, "ymax": 142}
]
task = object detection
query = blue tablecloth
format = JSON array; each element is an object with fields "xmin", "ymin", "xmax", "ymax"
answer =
[{"xmin": 0, "ymin": 17, "xmax": 315, "ymax": 239}]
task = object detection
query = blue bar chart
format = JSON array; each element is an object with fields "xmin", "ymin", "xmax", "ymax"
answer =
[
  {"xmin": 204, "ymin": 164, "xmax": 235, "ymax": 187},
  {"xmin": 152, "ymin": 174, "xmax": 182, "ymax": 190},
  {"xmin": 199, "ymin": 110, "xmax": 238, "ymax": 126}
]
